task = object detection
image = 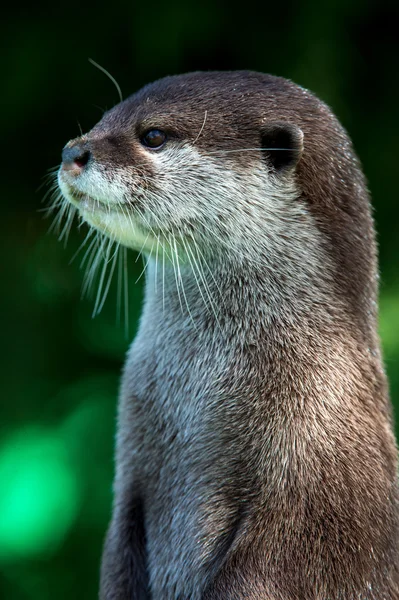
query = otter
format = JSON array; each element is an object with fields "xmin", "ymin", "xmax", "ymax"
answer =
[{"xmin": 57, "ymin": 71, "xmax": 399, "ymax": 599}]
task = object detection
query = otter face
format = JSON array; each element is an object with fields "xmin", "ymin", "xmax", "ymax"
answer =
[{"xmin": 57, "ymin": 72, "xmax": 305, "ymax": 261}]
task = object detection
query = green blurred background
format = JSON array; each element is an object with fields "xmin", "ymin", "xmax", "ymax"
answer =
[{"xmin": 2, "ymin": 1, "xmax": 399, "ymax": 598}]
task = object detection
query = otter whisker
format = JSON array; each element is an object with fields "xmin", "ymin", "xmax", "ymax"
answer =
[
  {"xmin": 39, "ymin": 178, "xmax": 59, "ymax": 199},
  {"xmin": 117, "ymin": 244, "xmax": 123, "ymax": 327},
  {"xmin": 41, "ymin": 194, "xmax": 63, "ymax": 213},
  {"xmin": 116, "ymin": 201, "xmax": 133, "ymax": 233},
  {"xmin": 140, "ymin": 208, "xmax": 171, "ymax": 295},
  {"xmin": 190, "ymin": 240, "xmax": 217, "ymax": 315},
  {"xmin": 53, "ymin": 204, "xmax": 68, "ymax": 236},
  {"xmin": 93, "ymin": 236, "xmax": 115, "ymax": 316},
  {"xmin": 140, "ymin": 207, "xmax": 172, "ymax": 262},
  {"xmin": 78, "ymin": 229, "xmax": 98, "ymax": 268},
  {"xmin": 173, "ymin": 233, "xmax": 197, "ymax": 329},
  {"xmin": 140, "ymin": 185, "xmax": 222, "ymax": 320},
  {"xmin": 193, "ymin": 110, "xmax": 207, "ymax": 144},
  {"xmin": 168, "ymin": 233, "xmax": 185, "ymax": 317},
  {"xmin": 135, "ymin": 229, "xmax": 152, "ymax": 263},
  {"xmin": 39, "ymin": 192, "xmax": 64, "ymax": 215},
  {"xmin": 88, "ymin": 58, "xmax": 123, "ymax": 104},
  {"xmin": 186, "ymin": 238, "xmax": 220, "ymax": 327},
  {"xmin": 181, "ymin": 236, "xmax": 213, "ymax": 322},
  {"xmin": 135, "ymin": 237, "xmax": 155, "ymax": 285},
  {"xmin": 77, "ymin": 213, "xmax": 88, "ymax": 230},
  {"xmin": 123, "ymin": 246, "xmax": 129, "ymax": 338},
  {"xmin": 162, "ymin": 239, "xmax": 165, "ymax": 314},
  {"xmin": 96, "ymin": 240, "xmax": 120, "ymax": 315},
  {"xmin": 207, "ymin": 147, "xmax": 292, "ymax": 155},
  {"xmin": 83, "ymin": 233, "xmax": 103, "ymax": 297},
  {"xmin": 192, "ymin": 240, "xmax": 225, "ymax": 306},
  {"xmin": 130, "ymin": 207, "xmax": 168, "ymax": 262},
  {"xmin": 154, "ymin": 235, "xmax": 159, "ymax": 295},
  {"xmin": 37, "ymin": 170, "xmax": 58, "ymax": 194},
  {"xmin": 83, "ymin": 233, "xmax": 106, "ymax": 298},
  {"xmin": 122, "ymin": 202, "xmax": 148, "ymax": 254},
  {"xmin": 61, "ymin": 208, "xmax": 73, "ymax": 244},
  {"xmin": 45, "ymin": 165, "xmax": 61, "ymax": 174},
  {"xmin": 60, "ymin": 204, "xmax": 78, "ymax": 246},
  {"xmin": 48, "ymin": 194, "xmax": 71, "ymax": 235}
]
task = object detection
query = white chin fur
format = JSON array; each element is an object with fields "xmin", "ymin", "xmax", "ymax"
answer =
[
  {"xmin": 58, "ymin": 171, "xmax": 155, "ymax": 253},
  {"xmin": 80, "ymin": 207, "xmax": 155, "ymax": 252}
]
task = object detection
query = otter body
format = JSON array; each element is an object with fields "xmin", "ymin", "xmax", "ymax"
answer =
[{"xmin": 58, "ymin": 72, "xmax": 399, "ymax": 599}]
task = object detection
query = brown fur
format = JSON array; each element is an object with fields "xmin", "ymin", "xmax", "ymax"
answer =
[{"xmin": 58, "ymin": 72, "xmax": 399, "ymax": 599}]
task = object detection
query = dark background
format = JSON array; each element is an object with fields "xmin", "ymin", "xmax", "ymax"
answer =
[{"xmin": 2, "ymin": 1, "xmax": 399, "ymax": 598}]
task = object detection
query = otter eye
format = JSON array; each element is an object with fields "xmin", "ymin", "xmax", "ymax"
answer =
[{"xmin": 141, "ymin": 129, "xmax": 167, "ymax": 149}]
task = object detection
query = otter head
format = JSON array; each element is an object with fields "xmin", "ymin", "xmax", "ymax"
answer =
[
  {"xmin": 57, "ymin": 72, "xmax": 307, "ymax": 265},
  {"xmin": 57, "ymin": 71, "xmax": 375, "ymax": 334}
]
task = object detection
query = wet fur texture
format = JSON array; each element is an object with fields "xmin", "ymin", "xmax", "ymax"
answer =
[{"xmin": 58, "ymin": 71, "xmax": 399, "ymax": 599}]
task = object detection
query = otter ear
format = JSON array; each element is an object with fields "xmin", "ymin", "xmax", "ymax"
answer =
[{"xmin": 260, "ymin": 122, "xmax": 303, "ymax": 173}]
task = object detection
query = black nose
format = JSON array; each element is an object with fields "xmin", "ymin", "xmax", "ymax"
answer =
[{"xmin": 62, "ymin": 143, "xmax": 91, "ymax": 170}]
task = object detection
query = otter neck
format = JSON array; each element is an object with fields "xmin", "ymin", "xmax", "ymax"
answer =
[{"xmin": 142, "ymin": 253, "xmax": 348, "ymax": 340}]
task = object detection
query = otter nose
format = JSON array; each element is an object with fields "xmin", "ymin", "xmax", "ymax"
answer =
[{"xmin": 62, "ymin": 143, "xmax": 91, "ymax": 171}]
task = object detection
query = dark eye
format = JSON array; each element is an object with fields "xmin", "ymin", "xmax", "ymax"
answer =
[{"xmin": 141, "ymin": 129, "xmax": 167, "ymax": 149}]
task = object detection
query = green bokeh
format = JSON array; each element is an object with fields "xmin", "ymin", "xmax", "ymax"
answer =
[
  {"xmin": 2, "ymin": 1, "xmax": 399, "ymax": 598},
  {"xmin": 0, "ymin": 428, "xmax": 79, "ymax": 560}
]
